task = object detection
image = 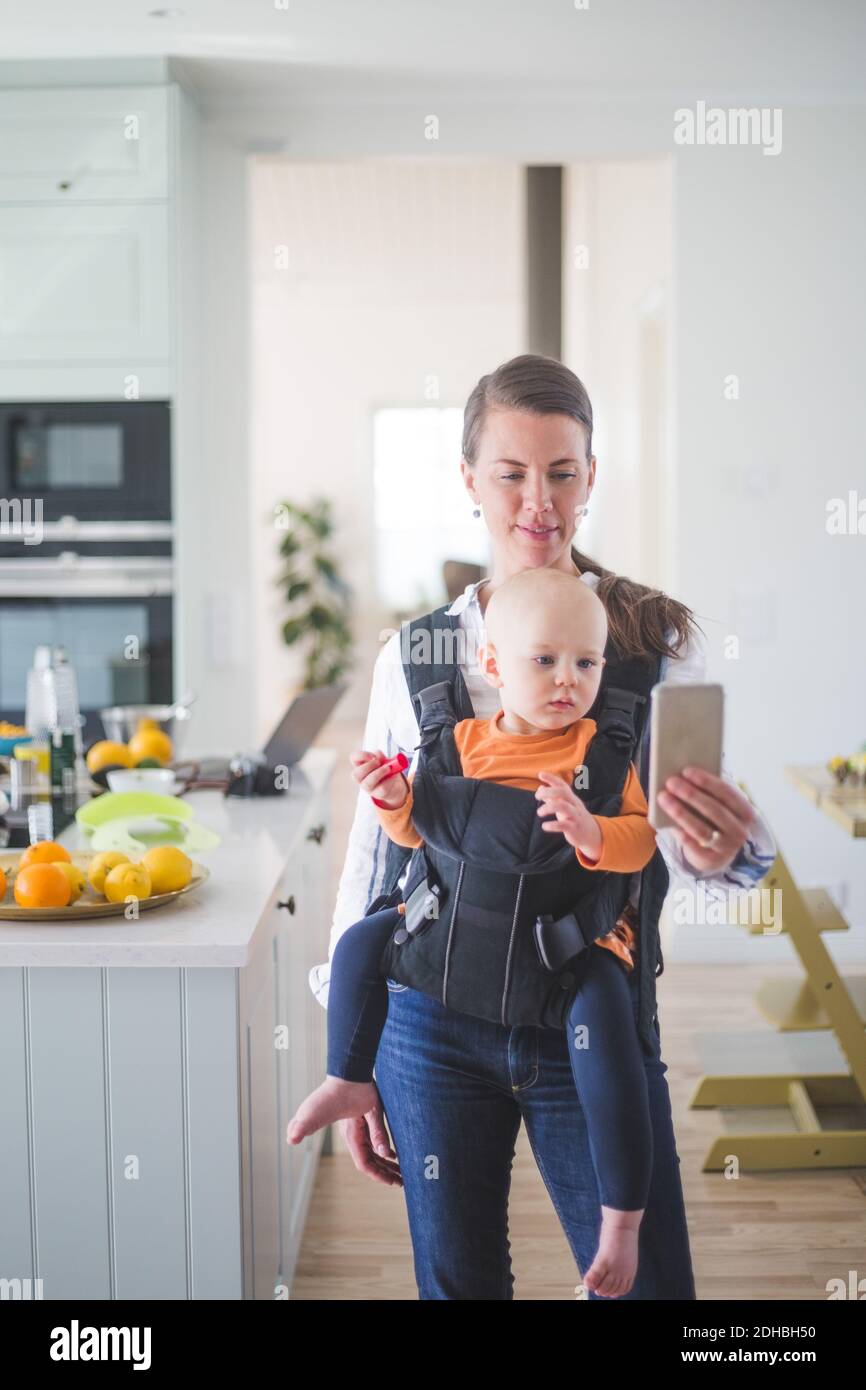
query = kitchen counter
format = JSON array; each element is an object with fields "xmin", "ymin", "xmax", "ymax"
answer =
[
  {"xmin": 1, "ymin": 746, "xmax": 336, "ymax": 1301},
  {"xmin": 0, "ymin": 748, "xmax": 334, "ymax": 965}
]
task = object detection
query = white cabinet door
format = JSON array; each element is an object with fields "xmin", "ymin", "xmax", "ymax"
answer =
[
  {"xmin": 303, "ymin": 813, "xmax": 330, "ymax": 1120},
  {"xmin": 274, "ymin": 795, "xmax": 332, "ymax": 1288},
  {"xmin": 287, "ymin": 843, "xmax": 313, "ymax": 1244},
  {"xmin": 247, "ymin": 958, "xmax": 281, "ymax": 1301},
  {"xmin": 0, "ymin": 87, "xmax": 169, "ymax": 202},
  {"xmin": 0, "ymin": 202, "xmax": 170, "ymax": 365}
]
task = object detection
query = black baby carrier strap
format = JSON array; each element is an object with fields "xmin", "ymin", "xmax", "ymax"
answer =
[
  {"xmin": 370, "ymin": 597, "xmax": 667, "ymax": 1044},
  {"xmin": 364, "ymin": 602, "xmax": 473, "ymax": 917}
]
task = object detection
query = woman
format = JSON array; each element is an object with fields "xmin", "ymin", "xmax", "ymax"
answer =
[{"xmin": 309, "ymin": 355, "xmax": 776, "ymax": 1300}]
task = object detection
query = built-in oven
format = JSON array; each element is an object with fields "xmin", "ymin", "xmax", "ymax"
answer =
[
  {"xmin": 0, "ymin": 400, "xmax": 171, "ymax": 523},
  {"xmin": 0, "ymin": 544, "xmax": 173, "ymax": 745},
  {"xmin": 0, "ymin": 399, "xmax": 174, "ymax": 746}
]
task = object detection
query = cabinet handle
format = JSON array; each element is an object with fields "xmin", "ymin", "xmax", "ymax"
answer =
[
  {"xmin": 306, "ymin": 824, "xmax": 326, "ymax": 844},
  {"xmin": 277, "ymin": 896, "xmax": 296, "ymax": 914}
]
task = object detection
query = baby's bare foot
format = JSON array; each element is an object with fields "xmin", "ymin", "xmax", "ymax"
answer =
[
  {"xmin": 287, "ymin": 1076, "xmax": 379, "ymax": 1144},
  {"xmin": 582, "ymin": 1205, "xmax": 643, "ymax": 1299}
]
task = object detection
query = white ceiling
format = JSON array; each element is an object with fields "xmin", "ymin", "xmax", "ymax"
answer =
[{"xmin": 1, "ymin": 0, "xmax": 865, "ymax": 105}]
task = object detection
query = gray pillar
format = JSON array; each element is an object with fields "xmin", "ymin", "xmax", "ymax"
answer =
[{"xmin": 525, "ymin": 166, "xmax": 563, "ymax": 360}]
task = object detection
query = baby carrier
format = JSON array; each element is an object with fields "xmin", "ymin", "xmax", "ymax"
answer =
[{"xmin": 366, "ymin": 603, "xmax": 671, "ymax": 1055}]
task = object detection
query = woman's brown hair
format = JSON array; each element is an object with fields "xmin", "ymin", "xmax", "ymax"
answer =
[{"xmin": 462, "ymin": 353, "xmax": 700, "ymax": 662}]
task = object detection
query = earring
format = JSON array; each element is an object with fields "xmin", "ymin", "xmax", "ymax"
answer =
[
  {"xmin": 472, "ymin": 506, "xmax": 481, "ymax": 518},
  {"xmin": 575, "ymin": 505, "xmax": 589, "ymax": 519}
]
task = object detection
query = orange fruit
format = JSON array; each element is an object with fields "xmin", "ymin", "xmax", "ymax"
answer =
[
  {"xmin": 0, "ymin": 866, "xmax": 6, "ymax": 900},
  {"xmin": 19, "ymin": 840, "xmax": 71, "ymax": 870},
  {"xmin": 14, "ymin": 862, "xmax": 72, "ymax": 909},
  {"xmin": 103, "ymin": 862, "xmax": 152, "ymax": 904}
]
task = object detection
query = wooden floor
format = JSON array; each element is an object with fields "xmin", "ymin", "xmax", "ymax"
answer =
[{"xmin": 295, "ymin": 721, "xmax": 866, "ymax": 1300}]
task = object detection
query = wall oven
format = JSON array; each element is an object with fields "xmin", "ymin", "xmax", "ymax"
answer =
[
  {"xmin": 0, "ymin": 400, "xmax": 171, "ymax": 523},
  {"xmin": 0, "ymin": 400, "xmax": 174, "ymax": 745},
  {"xmin": 0, "ymin": 547, "xmax": 173, "ymax": 745}
]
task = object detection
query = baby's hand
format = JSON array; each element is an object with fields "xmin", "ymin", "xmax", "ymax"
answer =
[
  {"xmin": 535, "ymin": 771, "xmax": 603, "ymax": 861},
  {"xmin": 350, "ymin": 749, "xmax": 409, "ymax": 810}
]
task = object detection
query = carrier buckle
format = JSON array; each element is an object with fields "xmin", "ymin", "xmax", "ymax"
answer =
[
  {"xmin": 394, "ymin": 877, "xmax": 441, "ymax": 944},
  {"xmin": 533, "ymin": 910, "xmax": 588, "ymax": 972}
]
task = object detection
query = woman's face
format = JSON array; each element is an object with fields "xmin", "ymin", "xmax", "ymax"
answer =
[{"xmin": 461, "ymin": 407, "xmax": 596, "ymax": 573}]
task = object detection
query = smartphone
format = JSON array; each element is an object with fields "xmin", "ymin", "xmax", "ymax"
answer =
[{"xmin": 648, "ymin": 683, "xmax": 724, "ymax": 830}]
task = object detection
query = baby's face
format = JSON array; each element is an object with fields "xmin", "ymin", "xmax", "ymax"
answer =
[{"xmin": 483, "ymin": 593, "xmax": 607, "ymax": 730}]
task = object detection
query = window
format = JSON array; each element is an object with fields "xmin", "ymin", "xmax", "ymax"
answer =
[{"xmin": 373, "ymin": 408, "xmax": 490, "ymax": 614}]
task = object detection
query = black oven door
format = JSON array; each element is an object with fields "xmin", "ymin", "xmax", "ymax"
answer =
[
  {"xmin": 0, "ymin": 593, "xmax": 173, "ymax": 747},
  {"xmin": 0, "ymin": 401, "xmax": 171, "ymax": 523}
]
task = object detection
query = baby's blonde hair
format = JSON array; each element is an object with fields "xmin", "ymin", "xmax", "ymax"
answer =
[{"xmin": 483, "ymin": 568, "xmax": 607, "ymax": 651}]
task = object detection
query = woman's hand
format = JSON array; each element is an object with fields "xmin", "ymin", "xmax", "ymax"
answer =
[
  {"xmin": 350, "ymin": 748, "xmax": 408, "ymax": 810},
  {"xmin": 534, "ymin": 771, "xmax": 603, "ymax": 861},
  {"xmin": 657, "ymin": 767, "xmax": 757, "ymax": 874},
  {"xmin": 338, "ymin": 1099, "xmax": 403, "ymax": 1188}
]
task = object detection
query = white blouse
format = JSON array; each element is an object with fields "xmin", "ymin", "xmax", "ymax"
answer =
[{"xmin": 309, "ymin": 572, "xmax": 776, "ymax": 1008}]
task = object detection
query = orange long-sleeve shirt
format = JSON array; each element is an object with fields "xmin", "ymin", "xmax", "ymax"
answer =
[{"xmin": 373, "ymin": 709, "xmax": 656, "ymax": 970}]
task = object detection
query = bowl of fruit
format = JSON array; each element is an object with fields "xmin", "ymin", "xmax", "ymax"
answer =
[
  {"xmin": 86, "ymin": 709, "xmax": 198, "ymax": 792},
  {"xmin": 99, "ymin": 701, "xmax": 194, "ymax": 754},
  {"xmin": 0, "ymin": 841, "xmax": 209, "ymax": 921}
]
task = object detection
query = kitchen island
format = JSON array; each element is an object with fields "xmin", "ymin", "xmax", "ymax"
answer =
[{"xmin": 0, "ymin": 748, "xmax": 335, "ymax": 1301}]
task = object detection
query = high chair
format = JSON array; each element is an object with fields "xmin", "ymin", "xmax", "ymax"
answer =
[{"xmin": 688, "ymin": 781, "xmax": 866, "ymax": 1172}]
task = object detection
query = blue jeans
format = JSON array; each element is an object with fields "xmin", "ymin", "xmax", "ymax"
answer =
[
  {"xmin": 373, "ymin": 956, "xmax": 696, "ymax": 1300},
  {"xmin": 329, "ymin": 908, "xmax": 653, "ymax": 1214}
]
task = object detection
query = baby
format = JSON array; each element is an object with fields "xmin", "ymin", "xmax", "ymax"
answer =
[{"xmin": 288, "ymin": 568, "xmax": 657, "ymax": 1298}]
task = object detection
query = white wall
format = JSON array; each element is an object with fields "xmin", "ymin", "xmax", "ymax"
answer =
[
  {"xmin": 674, "ymin": 105, "xmax": 866, "ymax": 936},
  {"xmin": 249, "ymin": 159, "xmax": 524, "ymax": 737},
  {"xmin": 563, "ymin": 159, "xmax": 673, "ymax": 589},
  {"xmin": 174, "ymin": 124, "xmax": 256, "ymax": 757}
]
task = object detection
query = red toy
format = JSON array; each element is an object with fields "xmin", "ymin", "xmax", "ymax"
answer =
[
  {"xmin": 371, "ymin": 751, "xmax": 409, "ymax": 808},
  {"xmin": 377, "ymin": 752, "xmax": 409, "ymax": 778}
]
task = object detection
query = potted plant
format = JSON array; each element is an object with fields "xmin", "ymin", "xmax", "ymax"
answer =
[{"xmin": 274, "ymin": 497, "xmax": 354, "ymax": 688}]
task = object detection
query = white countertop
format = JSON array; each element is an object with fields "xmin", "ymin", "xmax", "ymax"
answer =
[{"xmin": 0, "ymin": 747, "xmax": 336, "ymax": 968}]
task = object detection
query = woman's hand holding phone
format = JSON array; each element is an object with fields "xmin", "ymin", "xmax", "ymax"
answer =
[
  {"xmin": 648, "ymin": 683, "xmax": 757, "ymax": 874},
  {"xmin": 350, "ymin": 749, "xmax": 410, "ymax": 809}
]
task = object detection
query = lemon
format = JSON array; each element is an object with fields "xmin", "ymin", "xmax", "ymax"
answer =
[
  {"xmin": 103, "ymin": 863, "xmax": 152, "ymax": 904},
  {"xmin": 54, "ymin": 861, "xmax": 87, "ymax": 903},
  {"xmin": 86, "ymin": 741, "xmax": 134, "ymax": 774},
  {"xmin": 140, "ymin": 846, "xmax": 193, "ymax": 894},
  {"xmin": 88, "ymin": 851, "xmax": 130, "ymax": 895},
  {"xmin": 127, "ymin": 728, "xmax": 173, "ymax": 766}
]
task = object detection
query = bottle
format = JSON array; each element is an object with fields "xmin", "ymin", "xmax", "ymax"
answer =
[
  {"xmin": 46, "ymin": 648, "xmax": 81, "ymax": 797},
  {"xmin": 24, "ymin": 646, "xmax": 55, "ymax": 790},
  {"xmin": 50, "ymin": 726, "xmax": 77, "ymax": 797},
  {"xmin": 25, "ymin": 645, "xmax": 55, "ymax": 741},
  {"xmin": 27, "ymin": 801, "xmax": 54, "ymax": 844},
  {"xmin": 50, "ymin": 646, "xmax": 84, "ymax": 760}
]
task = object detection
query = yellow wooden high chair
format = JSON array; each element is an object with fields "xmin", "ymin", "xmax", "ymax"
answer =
[{"xmin": 688, "ymin": 782, "xmax": 866, "ymax": 1172}]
